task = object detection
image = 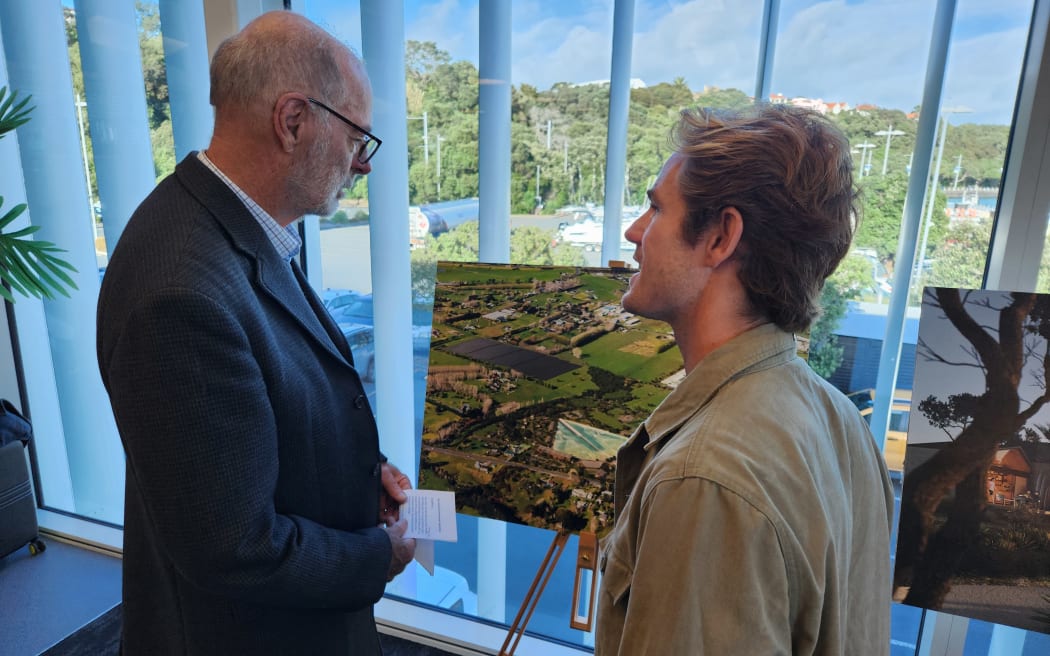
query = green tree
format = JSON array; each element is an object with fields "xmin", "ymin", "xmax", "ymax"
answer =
[
  {"xmin": 0, "ymin": 88, "xmax": 78, "ymax": 302},
  {"xmin": 406, "ymin": 40, "xmax": 451, "ymax": 84},
  {"xmin": 926, "ymin": 218, "xmax": 991, "ymax": 290},
  {"xmin": 510, "ymin": 226, "xmax": 585, "ymax": 265},
  {"xmin": 854, "ymin": 171, "xmax": 948, "ymax": 270},
  {"xmin": 693, "ymin": 87, "xmax": 752, "ymax": 110},
  {"xmin": 829, "ymin": 252, "xmax": 880, "ymax": 300},
  {"xmin": 431, "ymin": 221, "xmax": 480, "ymax": 262},
  {"xmin": 807, "ymin": 282, "xmax": 848, "ymax": 379},
  {"xmin": 136, "ymin": 2, "xmax": 175, "ymax": 179}
]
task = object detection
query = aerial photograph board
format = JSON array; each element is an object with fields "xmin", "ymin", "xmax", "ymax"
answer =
[{"xmin": 419, "ymin": 261, "xmax": 683, "ymax": 535}]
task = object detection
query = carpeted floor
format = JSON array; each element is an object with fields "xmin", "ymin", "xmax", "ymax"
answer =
[
  {"xmin": 41, "ymin": 605, "xmax": 120, "ymax": 656},
  {"xmin": 41, "ymin": 605, "xmax": 460, "ymax": 656}
]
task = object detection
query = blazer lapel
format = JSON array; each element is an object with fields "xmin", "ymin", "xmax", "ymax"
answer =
[
  {"xmin": 254, "ymin": 255, "xmax": 353, "ymax": 366},
  {"xmin": 175, "ymin": 153, "xmax": 352, "ymax": 368},
  {"xmin": 290, "ymin": 259, "xmax": 354, "ymax": 363}
]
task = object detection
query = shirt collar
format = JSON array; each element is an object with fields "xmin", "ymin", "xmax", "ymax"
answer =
[
  {"xmin": 641, "ymin": 323, "xmax": 800, "ymax": 451},
  {"xmin": 196, "ymin": 151, "xmax": 302, "ymax": 262}
]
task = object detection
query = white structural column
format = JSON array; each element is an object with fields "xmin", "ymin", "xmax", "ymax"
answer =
[
  {"xmin": 601, "ymin": 0, "xmax": 635, "ymax": 267},
  {"xmin": 985, "ymin": 0, "xmax": 1050, "ymax": 292},
  {"xmin": 478, "ymin": 0, "xmax": 511, "ymax": 264},
  {"xmin": 159, "ymin": 0, "xmax": 213, "ymax": 161},
  {"xmin": 73, "ymin": 0, "xmax": 156, "ymax": 250},
  {"xmin": 0, "ymin": 0, "xmax": 123, "ymax": 521},
  {"xmin": 360, "ymin": 0, "xmax": 416, "ymax": 482},
  {"xmin": 754, "ymin": 0, "xmax": 780, "ymax": 102},
  {"xmin": 476, "ymin": 0, "xmax": 511, "ymax": 624},
  {"xmin": 0, "ymin": 26, "xmax": 76, "ymax": 512},
  {"xmin": 870, "ymin": 0, "xmax": 956, "ymax": 450}
]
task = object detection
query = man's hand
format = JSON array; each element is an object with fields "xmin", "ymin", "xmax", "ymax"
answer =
[
  {"xmin": 379, "ymin": 462, "xmax": 412, "ymax": 526},
  {"xmin": 383, "ymin": 518, "xmax": 416, "ymax": 581}
]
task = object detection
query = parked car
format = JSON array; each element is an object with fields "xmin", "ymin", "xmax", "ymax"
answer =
[
  {"xmin": 322, "ymin": 288, "xmax": 435, "ymax": 386},
  {"xmin": 340, "ymin": 322, "xmax": 376, "ymax": 381}
]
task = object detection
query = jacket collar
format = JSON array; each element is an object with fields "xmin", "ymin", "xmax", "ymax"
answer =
[
  {"xmin": 174, "ymin": 153, "xmax": 353, "ymax": 367},
  {"xmin": 637, "ymin": 323, "xmax": 799, "ymax": 453}
]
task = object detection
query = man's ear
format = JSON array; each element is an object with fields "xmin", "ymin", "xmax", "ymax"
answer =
[
  {"xmin": 273, "ymin": 93, "xmax": 310, "ymax": 153},
  {"xmin": 704, "ymin": 206, "xmax": 744, "ymax": 268}
]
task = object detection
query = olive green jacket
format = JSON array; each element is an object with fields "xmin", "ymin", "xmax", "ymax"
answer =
[{"xmin": 596, "ymin": 324, "xmax": 893, "ymax": 655}]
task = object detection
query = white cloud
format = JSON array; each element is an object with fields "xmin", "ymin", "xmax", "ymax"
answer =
[
  {"xmin": 405, "ymin": 0, "xmax": 479, "ymax": 65},
  {"xmin": 941, "ymin": 26, "xmax": 1029, "ymax": 125},
  {"xmin": 306, "ymin": 0, "xmax": 1032, "ymax": 124},
  {"xmin": 773, "ymin": 0, "xmax": 934, "ymax": 110},
  {"xmin": 510, "ymin": 6, "xmax": 615, "ymax": 89},
  {"xmin": 630, "ymin": 0, "xmax": 763, "ymax": 92}
]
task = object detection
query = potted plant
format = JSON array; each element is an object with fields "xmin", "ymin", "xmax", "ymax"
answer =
[{"xmin": 0, "ymin": 85, "xmax": 77, "ymax": 303}]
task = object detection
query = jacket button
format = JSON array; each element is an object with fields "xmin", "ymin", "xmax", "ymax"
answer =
[{"xmin": 354, "ymin": 395, "xmax": 366, "ymax": 409}]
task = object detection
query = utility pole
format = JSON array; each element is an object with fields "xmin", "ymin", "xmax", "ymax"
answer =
[
  {"xmin": 75, "ymin": 93, "xmax": 97, "ymax": 237},
  {"xmin": 436, "ymin": 133, "xmax": 445, "ymax": 199},
  {"xmin": 408, "ymin": 111, "xmax": 429, "ymax": 166},
  {"xmin": 854, "ymin": 142, "xmax": 876, "ymax": 177},
  {"xmin": 535, "ymin": 164, "xmax": 541, "ymax": 210},
  {"xmin": 874, "ymin": 124, "xmax": 905, "ymax": 176},
  {"xmin": 546, "ymin": 119, "xmax": 552, "ymax": 149},
  {"xmin": 953, "ymin": 154, "xmax": 963, "ymax": 187}
]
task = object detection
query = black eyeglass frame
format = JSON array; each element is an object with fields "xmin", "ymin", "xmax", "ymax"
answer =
[{"xmin": 307, "ymin": 97, "xmax": 382, "ymax": 164}]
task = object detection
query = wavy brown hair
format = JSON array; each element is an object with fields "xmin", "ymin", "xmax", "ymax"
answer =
[{"xmin": 673, "ymin": 104, "xmax": 859, "ymax": 333}]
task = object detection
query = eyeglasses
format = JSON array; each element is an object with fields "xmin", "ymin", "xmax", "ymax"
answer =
[{"xmin": 307, "ymin": 97, "xmax": 382, "ymax": 164}]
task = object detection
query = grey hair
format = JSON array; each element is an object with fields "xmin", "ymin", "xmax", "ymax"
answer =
[{"xmin": 210, "ymin": 12, "xmax": 359, "ymax": 116}]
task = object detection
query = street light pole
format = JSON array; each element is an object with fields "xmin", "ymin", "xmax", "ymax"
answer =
[
  {"xmin": 75, "ymin": 93, "xmax": 97, "ymax": 237},
  {"xmin": 855, "ymin": 142, "xmax": 876, "ymax": 177},
  {"xmin": 436, "ymin": 133, "xmax": 445, "ymax": 199},
  {"xmin": 953, "ymin": 154, "xmax": 963, "ymax": 187},
  {"xmin": 916, "ymin": 107, "xmax": 970, "ymax": 283},
  {"xmin": 408, "ymin": 111, "xmax": 429, "ymax": 166},
  {"xmin": 874, "ymin": 124, "xmax": 905, "ymax": 176},
  {"xmin": 535, "ymin": 164, "xmax": 541, "ymax": 210}
]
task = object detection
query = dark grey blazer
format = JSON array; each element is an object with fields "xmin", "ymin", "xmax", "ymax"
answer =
[{"xmin": 97, "ymin": 154, "xmax": 391, "ymax": 655}]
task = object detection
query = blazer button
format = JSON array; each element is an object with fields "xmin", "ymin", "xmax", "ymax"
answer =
[{"xmin": 354, "ymin": 395, "xmax": 367, "ymax": 409}]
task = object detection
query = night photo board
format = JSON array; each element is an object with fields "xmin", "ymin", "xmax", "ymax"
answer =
[
  {"xmin": 419, "ymin": 261, "xmax": 683, "ymax": 535},
  {"xmin": 894, "ymin": 287, "xmax": 1050, "ymax": 634}
]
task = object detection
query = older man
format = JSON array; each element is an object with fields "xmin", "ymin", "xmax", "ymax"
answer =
[
  {"xmin": 97, "ymin": 11, "xmax": 414, "ymax": 654},
  {"xmin": 595, "ymin": 105, "xmax": 894, "ymax": 655}
]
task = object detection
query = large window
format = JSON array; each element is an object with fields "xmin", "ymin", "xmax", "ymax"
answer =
[{"xmin": 4, "ymin": 0, "xmax": 1050, "ymax": 653}]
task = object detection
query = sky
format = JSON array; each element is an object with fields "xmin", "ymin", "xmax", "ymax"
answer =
[
  {"xmin": 907, "ymin": 289, "xmax": 1050, "ymax": 445},
  {"xmin": 302, "ymin": 0, "xmax": 1035, "ymax": 126}
]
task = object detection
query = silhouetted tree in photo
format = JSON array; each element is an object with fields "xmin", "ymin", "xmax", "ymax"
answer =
[{"xmin": 894, "ymin": 289, "xmax": 1050, "ymax": 608}]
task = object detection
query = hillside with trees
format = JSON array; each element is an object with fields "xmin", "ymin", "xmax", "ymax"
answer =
[{"xmin": 66, "ymin": 10, "xmax": 1021, "ymax": 297}]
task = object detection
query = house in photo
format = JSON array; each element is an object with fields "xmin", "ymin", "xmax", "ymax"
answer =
[{"xmin": 986, "ymin": 447, "xmax": 1033, "ymax": 507}]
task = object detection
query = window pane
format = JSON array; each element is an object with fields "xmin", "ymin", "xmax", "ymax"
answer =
[{"xmin": 773, "ymin": 0, "xmax": 1036, "ymax": 651}]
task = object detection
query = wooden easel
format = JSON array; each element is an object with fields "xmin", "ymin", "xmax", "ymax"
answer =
[{"xmin": 498, "ymin": 530, "xmax": 599, "ymax": 656}]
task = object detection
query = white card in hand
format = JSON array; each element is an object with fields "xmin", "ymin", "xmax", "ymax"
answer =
[{"xmin": 400, "ymin": 489, "xmax": 458, "ymax": 542}]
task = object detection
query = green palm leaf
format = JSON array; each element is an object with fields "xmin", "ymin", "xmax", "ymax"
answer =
[
  {"xmin": 0, "ymin": 86, "xmax": 33, "ymax": 137},
  {"xmin": 1, "ymin": 87, "xmax": 79, "ymax": 304},
  {"xmin": 0, "ymin": 198, "xmax": 79, "ymax": 303}
]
